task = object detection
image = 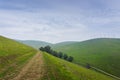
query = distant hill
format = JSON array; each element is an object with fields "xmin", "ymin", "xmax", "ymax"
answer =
[
  {"xmin": 0, "ymin": 36, "xmax": 37, "ymax": 79},
  {"xmin": 53, "ymin": 41, "xmax": 77, "ymax": 47},
  {"xmin": 17, "ymin": 40, "xmax": 52, "ymax": 49},
  {"xmin": 52, "ymin": 38, "xmax": 120, "ymax": 77}
]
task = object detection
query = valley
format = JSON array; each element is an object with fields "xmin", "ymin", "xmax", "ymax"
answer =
[{"xmin": 0, "ymin": 36, "xmax": 118, "ymax": 80}]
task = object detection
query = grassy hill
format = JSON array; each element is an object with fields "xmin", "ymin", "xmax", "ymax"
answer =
[
  {"xmin": 14, "ymin": 38, "xmax": 120, "ymax": 78},
  {"xmin": 52, "ymin": 38, "xmax": 120, "ymax": 77},
  {"xmin": 17, "ymin": 40, "xmax": 52, "ymax": 49},
  {"xmin": 42, "ymin": 52, "xmax": 114, "ymax": 80},
  {"xmin": 0, "ymin": 36, "xmax": 37, "ymax": 79},
  {"xmin": 54, "ymin": 41, "xmax": 77, "ymax": 46}
]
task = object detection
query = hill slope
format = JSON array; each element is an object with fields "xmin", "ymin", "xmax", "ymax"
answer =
[
  {"xmin": 0, "ymin": 36, "xmax": 114, "ymax": 80},
  {"xmin": 42, "ymin": 52, "xmax": 114, "ymax": 80},
  {"xmin": 17, "ymin": 40, "xmax": 52, "ymax": 49},
  {"xmin": 53, "ymin": 38, "xmax": 120, "ymax": 77},
  {"xmin": 0, "ymin": 36, "xmax": 37, "ymax": 79}
]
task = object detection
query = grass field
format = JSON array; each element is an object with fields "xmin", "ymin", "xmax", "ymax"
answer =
[
  {"xmin": 0, "ymin": 36, "xmax": 37, "ymax": 79},
  {"xmin": 53, "ymin": 38, "xmax": 120, "ymax": 77},
  {"xmin": 42, "ymin": 52, "xmax": 114, "ymax": 80},
  {"xmin": 0, "ymin": 36, "xmax": 117, "ymax": 80}
]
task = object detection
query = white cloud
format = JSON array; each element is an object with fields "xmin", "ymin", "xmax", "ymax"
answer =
[
  {"xmin": 0, "ymin": 9, "xmax": 89, "ymax": 43},
  {"xmin": 0, "ymin": 2, "xmax": 120, "ymax": 43}
]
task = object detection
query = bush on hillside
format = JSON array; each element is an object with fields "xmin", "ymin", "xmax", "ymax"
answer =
[
  {"xmin": 57, "ymin": 52, "xmax": 63, "ymax": 58},
  {"xmin": 86, "ymin": 63, "xmax": 91, "ymax": 69},
  {"xmin": 39, "ymin": 46, "xmax": 74, "ymax": 62},
  {"xmin": 63, "ymin": 54, "xmax": 68, "ymax": 60},
  {"xmin": 67, "ymin": 56, "xmax": 74, "ymax": 62}
]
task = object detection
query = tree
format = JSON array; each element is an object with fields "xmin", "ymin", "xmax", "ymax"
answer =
[
  {"xmin": 57, "ymin": 52, "xmax": 63, "ymax": 58},
  {"xmin": 86, "ymin": 63, "xmax": 91, "ymax": 69},
  {"xmin": 39, "ymin": 46, "xmax": 73, "ymax": 63},
  {"xmin": 52, "ymin": 51, "xmax": 58, "ymax": 57},
  {"xmin": 63, "ymin": 54, "xmax": 68, "ymax": 60},
  {"xmin": 44, "ymin": 45, "xmax": 51, "ymax": 53},
  {"xmin": 49, "ymin": 49, "xmax": 54, "ymax": 54},
  {"xmin": 67, "ymin": 56, "xmax": 74, "ymax": 62},
  {"xmin": 39, "ymin": 47, "xmax": 44, "ymax": 51}
]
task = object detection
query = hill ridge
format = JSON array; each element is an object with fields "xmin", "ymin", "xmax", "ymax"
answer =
[{"xmin": 53, "ymin": 38, "xmax": 120, "ymax": 77}]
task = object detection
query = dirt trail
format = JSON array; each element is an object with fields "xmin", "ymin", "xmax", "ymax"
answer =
[
  {"xmin": 91, "ymin": 66, "xmax": 120, "ymax": 80},
  {"xmin": 12, "ymin": 51, "xmax": 44, "ymax": 80}
]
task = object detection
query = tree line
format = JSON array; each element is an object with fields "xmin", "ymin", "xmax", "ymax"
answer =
[{"xmin": 39, "ymin": 45, "xmax": 74, "ymax": 62}]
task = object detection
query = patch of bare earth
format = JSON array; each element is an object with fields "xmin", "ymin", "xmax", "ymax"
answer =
[{"xmin": 12, "ymin": 52, "xmax": 44, "ymax": 80}]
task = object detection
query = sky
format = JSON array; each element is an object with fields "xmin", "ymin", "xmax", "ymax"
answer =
[{"xmin": 0, "ymin": 0, "xmax": 120, "ymax": 43}]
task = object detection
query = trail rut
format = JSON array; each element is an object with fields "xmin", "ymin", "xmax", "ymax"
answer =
[{"xmin": 12, "ymin": 51, "xmax": 44, "ymax": 80}]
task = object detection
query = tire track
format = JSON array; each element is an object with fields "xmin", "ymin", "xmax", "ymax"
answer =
[{"xmin": 12, "ymin": 51, "xmax": 44, "ymax": 80}]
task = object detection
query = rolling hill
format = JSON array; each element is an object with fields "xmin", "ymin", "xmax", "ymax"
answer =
[
  {"xmin": 0, "ymin": 36, "xmax": 115, "ymax": 80},
  {"xmin": 54, "ymin": 41, "xmax": 77, "ymax": 46},
  {"xmin": 17, "ymin": 40, "xmax": 52, "ymax": 49},
  {"xmin": 52, "ymin": 38, "xmax": 120, "ymax": 78},
  {"xmin": 18, "ymin": 38, "xmax": 120, "ymax": 78},
  {"xmin": 42, "ymin": 52, "xmax": 114, "ymax": 80},
  {"xmin": 0, "ymin": 36, "xmax": 37, "ymax": 79}
]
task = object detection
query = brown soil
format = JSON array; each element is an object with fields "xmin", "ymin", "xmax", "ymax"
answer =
[{"xmin": 12, "ymin": 51, "xmax": 44, "ymax": 80}]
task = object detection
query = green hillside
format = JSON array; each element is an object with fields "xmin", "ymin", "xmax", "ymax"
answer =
[
  {"xmin": 0, "ymin": 36, "xmax": 114, "ymax": 80},
  {"xmin": 54, "ymin": 41, "xmax": 77, "ymax": 46},
  {"xmin": 0, "ymin": 36, "xmax": 37, "ymax": 79},
  {"xmin": 42, "ymin": 52, "xmax": 114, "ymax": 80},
  {"xmin": 18, "ymin": 40, "xmax": 52, "ymax": 49},
  {"xmin": 53, "ymin": 38, "xmax": 120, "ymax": 78}
]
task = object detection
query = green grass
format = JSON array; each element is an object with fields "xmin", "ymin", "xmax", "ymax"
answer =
[
  {"xmin": 42, "ymin": 52, "xmax": 114, "ymax": 80},
  {"xmin": 53, "ymin": 38, "xmax": 120, "ymax": 77},
  {"xmin": 0, "ymin": 36, "xmax": 37, "ymax": 79}
]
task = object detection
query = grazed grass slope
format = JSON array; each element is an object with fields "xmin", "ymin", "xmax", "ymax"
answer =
[
  {"xmin": 0, "ymin": 36, "xmax": 37, "ymax": 79},
  {"xmin": 42, "ymin": 52, "xmax": 114, "ymax": 80},
  {"xmin": 53, "ymin": 38, "xmax": 120, "ymax": 77}
]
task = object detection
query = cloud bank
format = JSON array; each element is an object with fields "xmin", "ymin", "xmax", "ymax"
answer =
[{"xmin": 0, "ymin": 0, "xmax": 120, "ymax": 43}]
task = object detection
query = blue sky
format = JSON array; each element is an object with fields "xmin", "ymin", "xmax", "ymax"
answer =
[{"xmin": 0, "ymin": 0, "xmax": 120, "ymax": 43}]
